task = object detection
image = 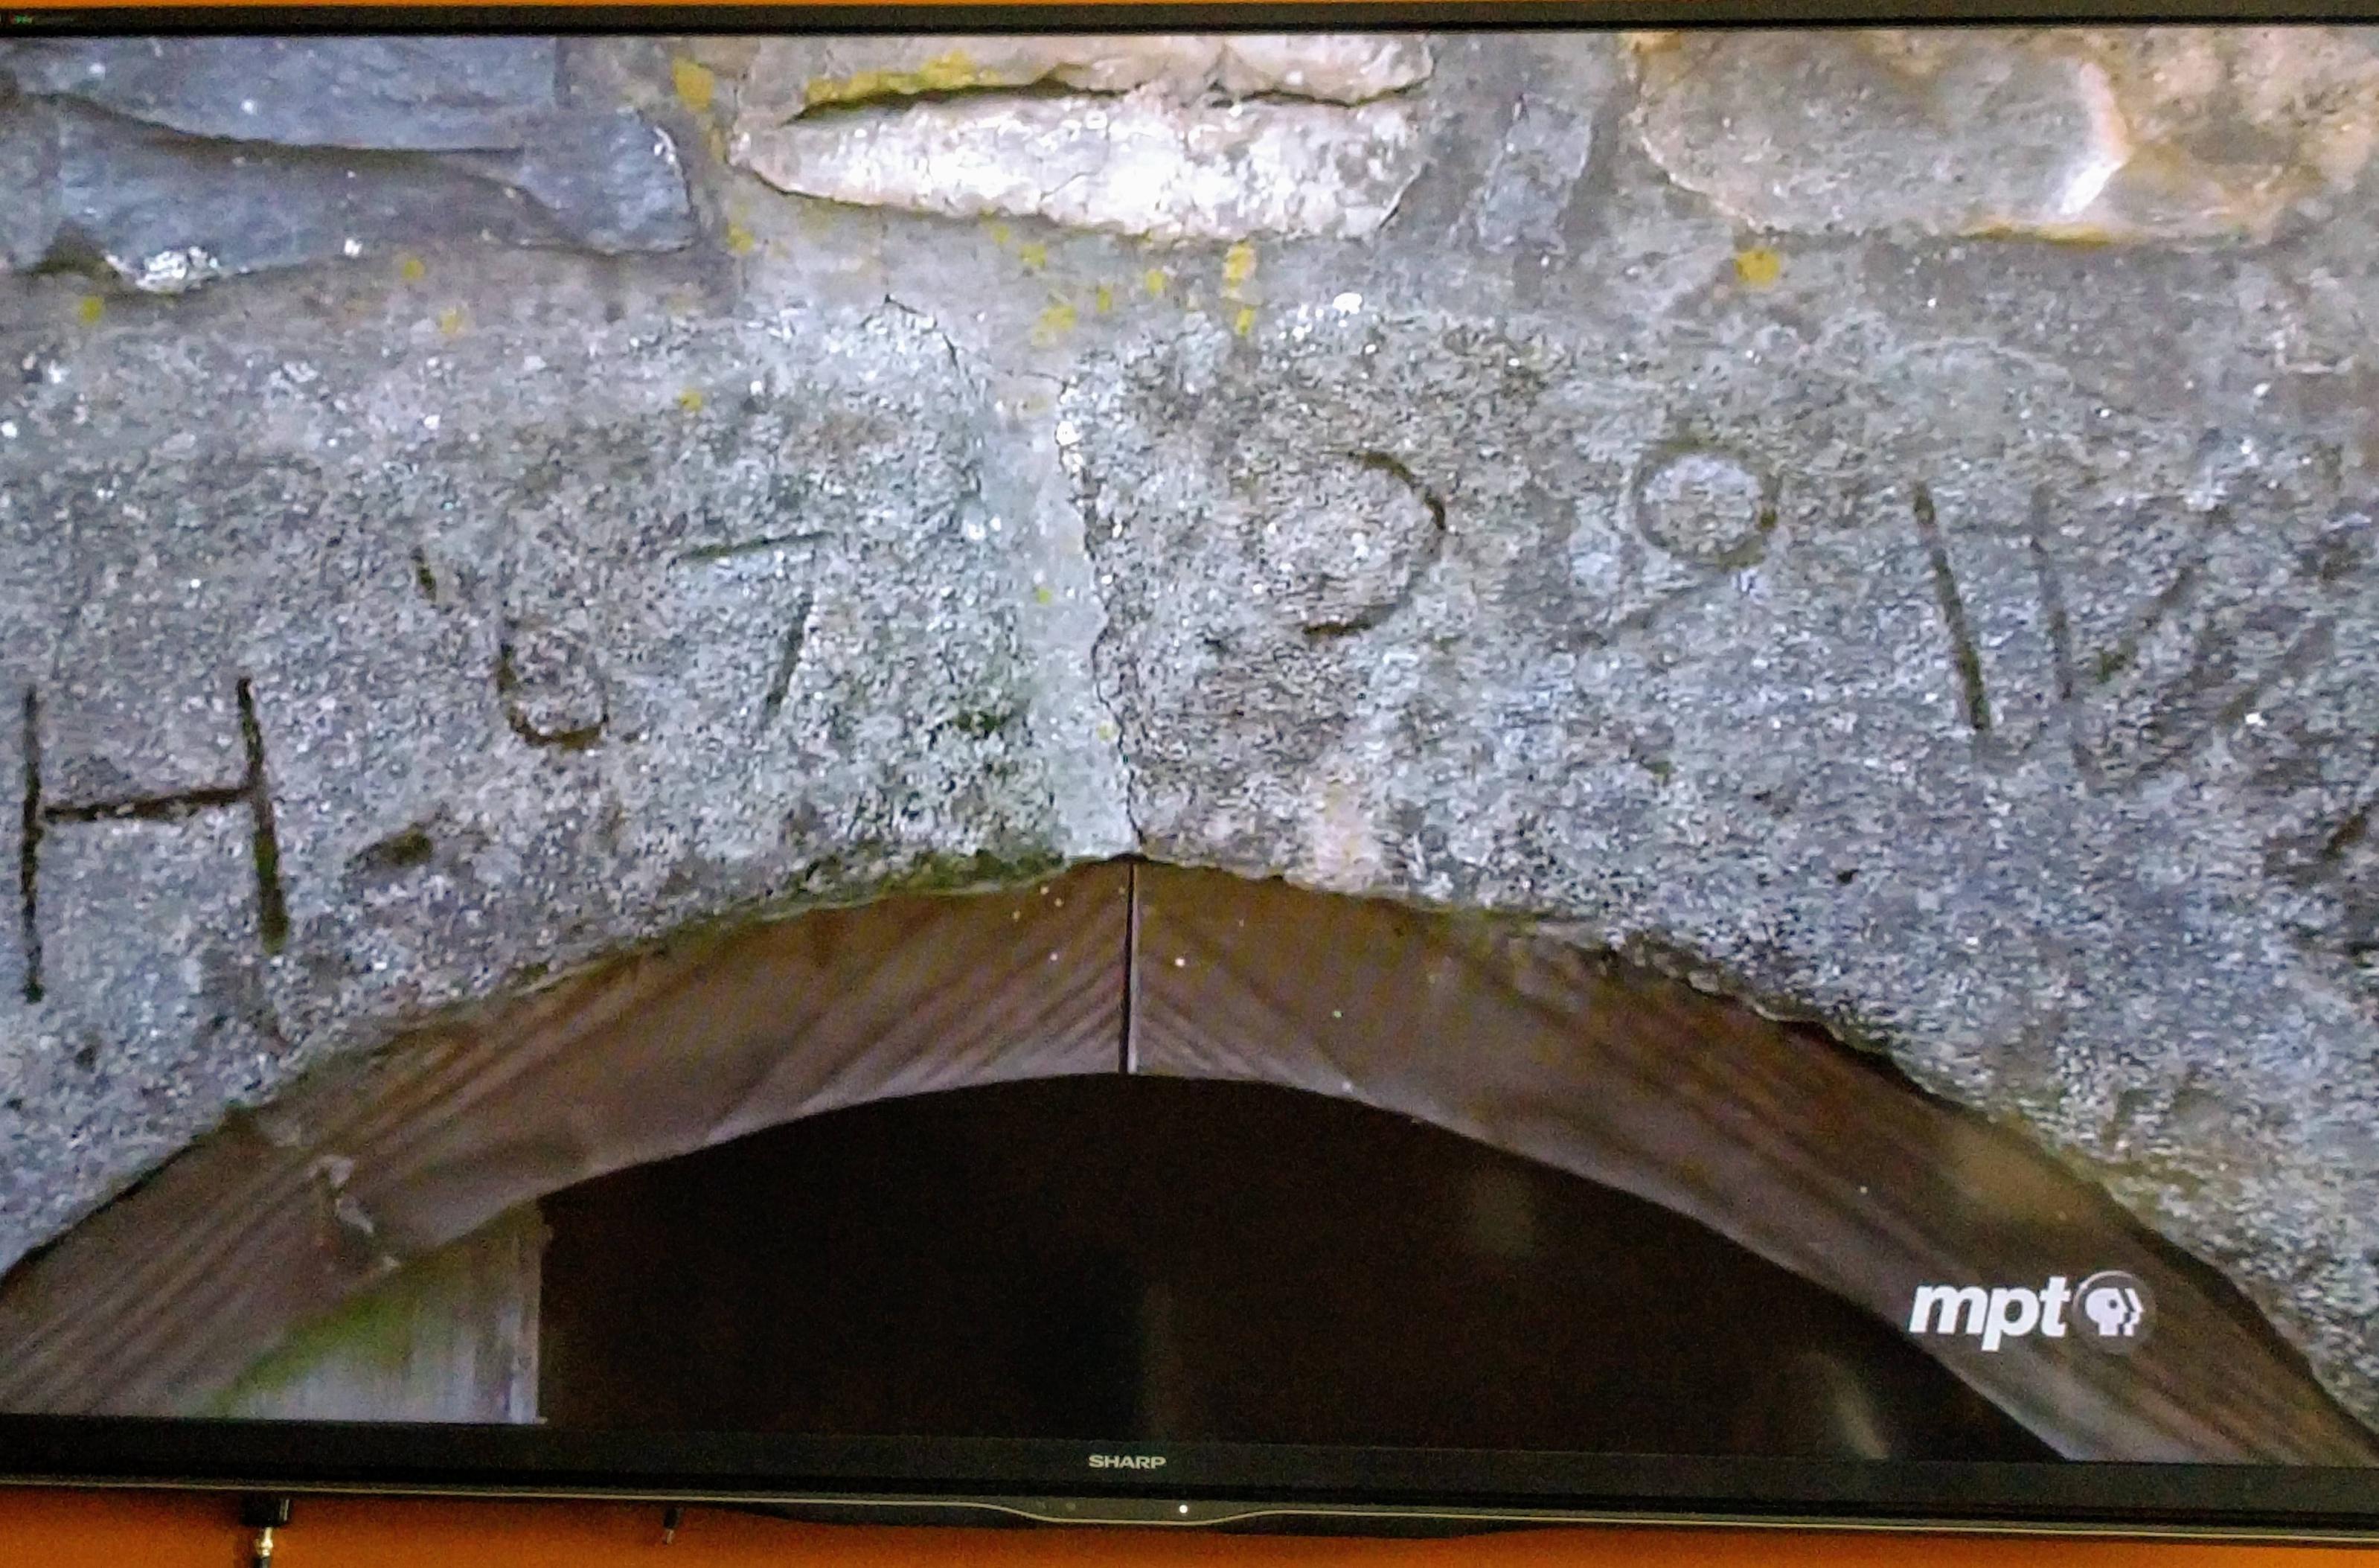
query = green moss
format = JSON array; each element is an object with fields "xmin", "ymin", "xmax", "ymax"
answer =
[
  {"xmin": 206, "ymin": 1266, "xmax": 425, "ymax": 1415},
  {"xmin": 944, "ymin": 705, "xmax": 1022, "ymax": 740},
  {"xmin": 794, "ymin": 839, "xmax": 1073, "ymax": 902}
]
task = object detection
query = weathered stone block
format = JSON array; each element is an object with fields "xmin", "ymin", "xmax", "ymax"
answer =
[
  {"xmin": 0, "ymin": 38, "xmax": 692, "ymax": 291},
  {"xmin": 734, "ymin": 33, "xmax": 1431, "ymax": 121},
  {"xmin": 1630, "ymin": 27, "xmax": 2379, "ymax": 245},
  {"xmin": 1470, "ymin": 95, "xmax": 1595, "ymax": 253},
  {"xmin": 0, "ymin": 304, "xmax": 1111, "ymax": 1267},
  {"xmin": 4, "ymin": 37, "xmax": 564, "ymax": 150},
  {"xmin": 729, "ymin": 32, "xmax": 1433, "ymax": 243},
  {"xmin": 735, "ymin": 97, "xmax": 1425, "ymax": 244},
  {"xmin": 1064, "ymin": 305, "xmax": 2379, "ymax": 1429}
]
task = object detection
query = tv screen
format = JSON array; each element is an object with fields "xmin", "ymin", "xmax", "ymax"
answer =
[{"xmin": 1, "ymin": 7, "xmax": 2377, "ymax": 1542}]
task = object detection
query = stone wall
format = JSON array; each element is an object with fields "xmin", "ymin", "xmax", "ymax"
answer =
[{"xmin": 6, "ymin": 28, "xmax": 2379, "ymax": 1434}]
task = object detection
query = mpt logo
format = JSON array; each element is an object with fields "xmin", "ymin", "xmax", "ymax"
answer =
[{"xmin": 1906, "ymin": 1271, "xmax": 2154, "ymax": 1353}]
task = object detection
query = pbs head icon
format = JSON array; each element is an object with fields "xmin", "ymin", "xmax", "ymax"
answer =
[{"xmin": 2075, "ymin": 1271, "xmax": 2153, "ymax": 1353}]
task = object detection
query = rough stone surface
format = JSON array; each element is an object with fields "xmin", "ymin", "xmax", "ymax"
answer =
[
  {"xmin": 1469, "ymin": 93, "xmax": 1595, "ymax": 253},
  {"xmin": 732, "ymin": 100, "xmax": 1418, "ymax": 243},
  {"xmin": 0, "ymin": 298, "xmax": 1127, "ymax": 1282},
  {"xmin": 1633, "ymin": 27, "xmax": 2379, "ymax": 245},
  {"xmin": 734, "ymin": 98, "xmax": 1425, "ymax": 244},
  {"xmin": 734, "ymin": 33, "xmax": 1433, "ymax": 121},
  {"xmin": 0, "ymin": 38, "xmax": 693, "ymax": 289},
  {"xmin": 7, "ymin": 26, "xmax": 2379, "ymax": 1440},
  {"xmin": 730, "ymin": 34, "xmax": 1431, "ymax": 243},
  {"xmin": 9, "ymin": 38, "xmax": 564, "ymax": 150}
]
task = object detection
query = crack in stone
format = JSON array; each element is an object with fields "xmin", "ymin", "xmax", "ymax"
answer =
[
  {"xmin": 670, "ymin": 531, "xmax": 826, "ymax": 566},
  {"xmin": 874, "ymin": 294, "xmax": 970, "ymax": 385},
  {"xmin": 1048, "ymin": 386, "xmax": 1147, "ymax": 851}
]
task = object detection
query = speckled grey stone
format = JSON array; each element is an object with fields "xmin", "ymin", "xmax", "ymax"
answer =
[
  {"xmin": 0, "ymin": 93, "xmax": 54, "ymax": 272},
  {"xmin": 0, "ymin": 299, "xmax": 1130, "ymax": 1288},
  {"xmin": 5, "ymin": 37, "xmax": 564, "ymax": 150},
  {"xmin": 5, "ymin": 25, "xmax": 2379, "ymax": 1440},
  {"xmin": 0, "ymin": 38, "xmax": 693, "ymax": 290},
  {"xmin": 1066, "ymin": 301, "xmax": 2379, "ymax": 1433}
]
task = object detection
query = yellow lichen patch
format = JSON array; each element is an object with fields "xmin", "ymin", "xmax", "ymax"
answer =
[
  {"xmin": 76, "ymin": 295, "xmax": 104, "ymax": 326},
  {"xmin": 1016, "ymin": 241, "xmax": 1048, "ymax": 272},
  {"xmin": 986, "ymin": 221, "xmax": 1012, "ymax": 249},
  {"xmin": 397, "ymin": 254, "xmax": 427, "ymax": 284},
  {"xmin": 1141, "ymin": 268, "xmax": 1169, "ymax": 298},
  {"xmin": 676, "ymin": 387, "xmax": 707, "ymax": 413},
  {"xmin": 671, "ymin": 57, "xmax": 717, "ymax": 116},
  {"xmin": 1033, "ymin": 584, "xmax": 1056, "ymax": 606},
  {"xmin": 1031, "ymin": 298, "xmax": 1078, "ymax": 348},
  {"xmin": 1094, "ymin": 284, "xmax": 1115, "ymax": 315},
  {"xmin": 1234, "ymin": 304, "xmax": 1258, "ymax": 337},
  {"xmin": 801, "ymin": 50, "xmax": 982, "ymax": 112},
  {"xmin": 725, "ymin": 222, "xmax": 758, "ymax": 256},
  {"xmin": 1222, "ymin": 240, "xmax": 1258, "ymax": 298},
  {"xmin": 436, "ymin": 307, "xmax": 467, "ymax": 338},
  {"xmin": 1624, "ymin": 31, "xmax": 1686, "ymax": 58},
  {"xmin": 1732, "ymin": 246, "xmax": 1782, "ymax": 288},
  {"xmin": 915, "ymin": 48, "xmax": 988, "ymax": 92}
]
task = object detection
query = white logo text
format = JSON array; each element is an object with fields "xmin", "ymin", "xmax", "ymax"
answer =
[{"xmin": 1907, "ymin": 1272, "xmax": 2152, "ymax": 1352}]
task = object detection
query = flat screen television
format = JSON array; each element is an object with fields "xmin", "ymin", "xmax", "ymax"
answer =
[{"xmin": 2, "ymin": 1, "xmax": 2379, "ymax": 1544}]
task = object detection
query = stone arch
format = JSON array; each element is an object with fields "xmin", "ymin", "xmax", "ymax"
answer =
[{"xmin": 0, "ymin": 861, "xmax": 2369, "ymax": 1465}]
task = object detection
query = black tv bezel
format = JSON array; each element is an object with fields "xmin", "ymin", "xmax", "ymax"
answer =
[
  {"xmin": 3, "ymin": 0, "xmax": 2379, "ymax": 1541},
  {"xmin": 2, "ymin": 1418, "xmax": 2378, "ymax": 1540}
]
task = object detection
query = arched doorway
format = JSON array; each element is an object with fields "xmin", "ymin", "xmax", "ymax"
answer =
[
  {"xmin": 0, "ymin": 863, "xmax": 2368, "ymax": 1465},
  {"xmin": 523, "ymin": 1075, "xmax": 2049, "ymax": 1460}
]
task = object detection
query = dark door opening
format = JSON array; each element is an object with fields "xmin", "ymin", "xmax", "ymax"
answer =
[{"xmin": 537, "ymin": 1075, "xmax": 2050, "ymax": 1460}]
